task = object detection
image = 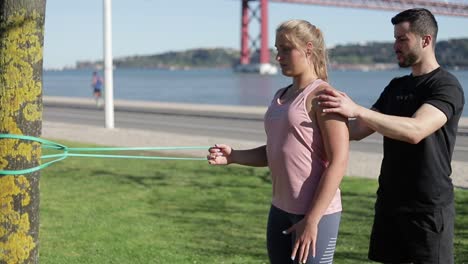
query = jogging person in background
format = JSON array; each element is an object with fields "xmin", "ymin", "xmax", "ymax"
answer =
[
  {"xmin": 317, "ymin": 8, "xmax": 464, "ymax": 263},
  {"xmin": 91, "ymin": 71, "xmax": 104, "ymax": 107},
  {"xmin": 208, "ymin": 19, "xmax": 349, "ymax": 264}
]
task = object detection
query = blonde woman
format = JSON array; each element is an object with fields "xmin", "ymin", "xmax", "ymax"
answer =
[{"xmin": 208, "ymin": 20, "xmax": 349, "ymax": 264}]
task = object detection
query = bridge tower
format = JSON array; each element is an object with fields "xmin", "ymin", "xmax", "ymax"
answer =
[{"xmin": 237, "ymin": 0, "xmax": 278, "ymax": 75}]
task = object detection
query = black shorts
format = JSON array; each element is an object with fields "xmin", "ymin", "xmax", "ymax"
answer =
[{"xmin": 368, "ymin": 203, "xmax": 454, "ymax": 264}]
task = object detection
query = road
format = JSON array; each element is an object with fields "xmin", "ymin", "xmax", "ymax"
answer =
[{"xmin": 43, "ymin": 105, "xmax": 468, "ymax": 162}]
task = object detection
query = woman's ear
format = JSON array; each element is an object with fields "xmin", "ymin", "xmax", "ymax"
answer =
[{"xmin": 306, "ymin": 41, "xmax": 314, "ymax": 55}]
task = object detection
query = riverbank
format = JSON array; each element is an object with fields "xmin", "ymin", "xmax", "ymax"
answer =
[{"xmin": 42, "ymin": 96, "xmax": 468, "ymax": 127}]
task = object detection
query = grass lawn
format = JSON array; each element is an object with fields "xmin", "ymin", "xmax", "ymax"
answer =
[{"xmin": 38, "ymin": 142, "xmax": 468, "ymax": 263}]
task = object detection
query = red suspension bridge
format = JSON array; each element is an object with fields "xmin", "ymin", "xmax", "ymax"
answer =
[{"xmin": 238, "ymin": 0, "xmax": 468, "ymax": 74}]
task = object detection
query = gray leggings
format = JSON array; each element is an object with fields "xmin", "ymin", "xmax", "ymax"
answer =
[{"xmin": 267, "ymin": 205, "xmax": 341, "ymax": 264}]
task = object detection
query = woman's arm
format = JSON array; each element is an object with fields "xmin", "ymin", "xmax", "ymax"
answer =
[
  {"xmin": 289, "ymin": 86, "xmax": 349, "ymax": 263},
  {"xmin": 348, "ymin": 116, "xmax": 375, "ymax": 141},
  {"xmin": 207, "ymin": 144, "xmax": 268, "ymax": 167},
  {"xmin": 306, "ymin": 101, "xmax": 349, "ymax": 223}
]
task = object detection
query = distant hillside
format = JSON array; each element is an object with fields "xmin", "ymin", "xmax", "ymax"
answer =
[
  {"xmin": 435, "ymin": 38, "xmax": 468, "ymax": 68},
  {"xmin": 76, "ymin": 38, "xmax": 468, "ymax": 70},
  {"xmin": 116, "ymin": 48, "xmax": 239, "ymax": 69},
  {"xmin": 77, "ymin": 48, "xmax": 239, "ymax": 70},
  {"xmin": 329, "ymin": 42, "xmax": 395, "ymax": 64},
  {"xmin": 329, "ymin": 38, "xmax": 468, "ymax": 69}
]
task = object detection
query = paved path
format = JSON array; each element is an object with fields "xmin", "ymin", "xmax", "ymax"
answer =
[{"xmin": 42, "ymin": 96, "xmax": 468, "ymax": 188}]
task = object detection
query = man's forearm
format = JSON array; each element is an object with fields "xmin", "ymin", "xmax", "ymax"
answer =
[{"xmin": 356, "ymin": 106, "xmax": 426, "ymax": 144}]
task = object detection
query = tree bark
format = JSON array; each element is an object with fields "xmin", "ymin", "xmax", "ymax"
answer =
[{"xmin": 0, "ymin": 1, "xmax": 46, "ymax": 263}]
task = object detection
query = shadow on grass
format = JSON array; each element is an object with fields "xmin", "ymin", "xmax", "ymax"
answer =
[
  {"xmin": 87, "ymin": 169, "xmax": 171, "ymax": 188},
  {"xmin": 88, "ymin": 166, "xmax": 271, "ymax": 191},
  {"xmin": 146, "ymin": 198, "xmax": 269, "ymax": 259},
  {"xmin": 454, "ymin": 188, "xmax": 468, "ymax": 263},
  {"xmin": 334, "ymin": 251, "xmax": 372, "ymax": 263}
]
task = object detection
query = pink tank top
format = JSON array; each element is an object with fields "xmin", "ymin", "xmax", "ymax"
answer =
[{"xmin": 264, "ymin": 79, "xmax": 342, "ymax": 215}]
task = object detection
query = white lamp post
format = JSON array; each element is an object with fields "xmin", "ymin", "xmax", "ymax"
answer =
[{"xmin": 103, "ymin": 0, "xmax": 114, "ymax": 129}]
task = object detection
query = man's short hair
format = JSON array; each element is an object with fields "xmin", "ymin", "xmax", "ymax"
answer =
[{"xmin": 391, "ymin": 8, "xmax": 438, "ymax": 43}]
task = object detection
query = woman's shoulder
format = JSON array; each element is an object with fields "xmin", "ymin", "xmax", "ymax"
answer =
[
  {"xmin": 305, "ymin": 81, "xmax": 339, "ymax": 113},
  {"xmin": 317, "ymin": 79, "xmax": 334, "ymax": 90},
  {"xmin": 308, "ymin": 80, "xmax": 334, "ymax": 98}
]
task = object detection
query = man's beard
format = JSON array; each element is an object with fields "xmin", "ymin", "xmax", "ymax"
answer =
[{"xmin": 398, "ymin": 52, "xmax": 419, "ymax": 68}]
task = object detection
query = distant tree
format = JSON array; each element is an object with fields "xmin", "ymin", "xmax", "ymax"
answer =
[
  {"xmin": 436, "ymin": 38, "xmax": 468, "ymax": 68},
  {"xmin": 0, "ymin": 1, "xmax": 46, "ymax": 263}
]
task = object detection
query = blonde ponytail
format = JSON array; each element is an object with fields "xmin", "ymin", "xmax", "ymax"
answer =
[{"xmin": 311, "ymin": 27, "xmax": 328, "ymax": 81}]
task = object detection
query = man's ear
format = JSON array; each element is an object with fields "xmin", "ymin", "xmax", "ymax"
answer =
[{"xmin": 422, "ymin": 35, "xmax": 432, "ymax": 48}]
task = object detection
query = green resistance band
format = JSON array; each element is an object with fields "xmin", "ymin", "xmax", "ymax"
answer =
[{"xmin": 0, "ymin": 134, "xmax": 209, "ymax": 175}]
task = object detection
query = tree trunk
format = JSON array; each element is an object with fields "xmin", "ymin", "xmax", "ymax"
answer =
[{"xmin": 0, "ymin": 1, "xmax": 46, "ymax": 263}]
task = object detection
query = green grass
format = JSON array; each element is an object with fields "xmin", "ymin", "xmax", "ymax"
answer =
[{"xmin": 39, "ymin": 142, "xmax": 468, "ymax": 263}]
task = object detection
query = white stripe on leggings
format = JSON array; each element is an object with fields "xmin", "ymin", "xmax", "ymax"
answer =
[{"xmin": 319, "ymin": 237, "xmax": 337, "ymax": 263}]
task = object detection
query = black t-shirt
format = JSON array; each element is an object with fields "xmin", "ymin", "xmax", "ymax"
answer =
[{"xmin": 372, "ymin": 67, "xmax": 465, "ymax": 211}]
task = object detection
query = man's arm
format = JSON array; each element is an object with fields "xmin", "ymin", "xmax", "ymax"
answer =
[
  {"xmin": 317, "ymin": 89, "xmax": 447, "ymax": 144},
  {"xmin": 353, "ymin": 103, "xmax": 447, "ymax": 144}
]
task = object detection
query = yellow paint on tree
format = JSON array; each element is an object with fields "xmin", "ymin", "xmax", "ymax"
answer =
[
  {"xmin": 0, "ymin": 176, "xmax": 34, "ymax": 264},
  {"xmin": 23, "ymin": 103, "xmax": 42, "ymax": 122},
  {"xmin": 0, "ymin": 9, "xmax": 44, "ymax": 264},
  {"xmin": 0, "ymin": 10, "xmax": 43, "ymax": 133}
]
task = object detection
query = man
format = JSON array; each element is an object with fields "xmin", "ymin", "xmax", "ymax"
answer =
[
  {"xmin": 317, "ymin": 8, "xmax": 464, "ymax": 264},
  {"xmin": 91, "ymin": 71, "xmax": 104, "ymax": 107}
]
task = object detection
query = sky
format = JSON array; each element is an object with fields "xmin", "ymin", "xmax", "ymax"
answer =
[{"xmin": 43, "ymin": 0, "xmax": 468, "ymax": 69}]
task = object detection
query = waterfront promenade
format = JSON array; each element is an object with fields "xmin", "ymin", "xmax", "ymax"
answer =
[{"xmin": 42, "ymin": 96, "xmax": 468, "ymax": 188}]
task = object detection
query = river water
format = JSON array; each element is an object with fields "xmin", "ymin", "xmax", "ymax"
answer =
[{"xmin": 43, "ymin": 68, "xmax": 468, "ymax": 116}]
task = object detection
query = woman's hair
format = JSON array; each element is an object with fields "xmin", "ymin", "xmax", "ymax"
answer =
[{"xmin": 276, "ymin": 19, "xmax": 328, "ymax": 81}]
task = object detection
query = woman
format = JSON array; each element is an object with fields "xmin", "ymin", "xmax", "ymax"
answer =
[{"xmin": 208, "ymin": 20, "xmax": 349, "ymax": 264}]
